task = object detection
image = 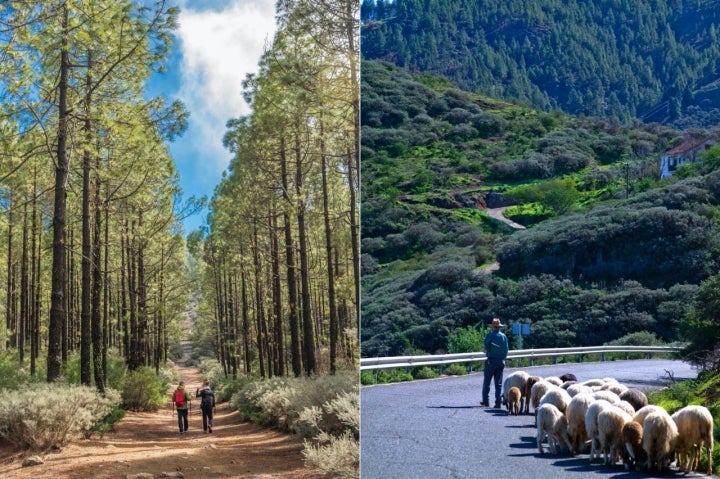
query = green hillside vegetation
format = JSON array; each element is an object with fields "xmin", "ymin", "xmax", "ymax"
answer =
[
  {"xmin": 361, "ymin": 0, "xmax": 720, "ymax": 127},
  {"xmin": 361, "ymin": 60, "xmax": 720, "ymax": 361}
]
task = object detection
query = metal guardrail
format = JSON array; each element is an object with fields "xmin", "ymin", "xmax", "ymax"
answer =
[{"xmin": 359, "ymin": 345, "xmax": 682, "ymax": 371}]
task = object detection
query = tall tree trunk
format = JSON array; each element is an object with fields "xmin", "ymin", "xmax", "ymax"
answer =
[
  {"xmin": 4, "ymin": 193, "xmax": 14, "ymax": 350},
  {"xmin": 47, "ymin": 2, "xmax": 70, "ymax": 382},
  {"xmin": 344, "ymin": 0, "xmax": 360, "ymax": 318},
  {"xmin": 252, "ymin": 220, "xmax": 266, "ymax": 379},
  {"xmin": 80, "ymin": 52, "xmax": 93, "ymax": 385},
  {"xmin": 320, "ymin": 128, "xmax": 339, "ymax": 374},
  {"xmin": 241, "ymin": 268, "xmax": 251, "ymax": 374},
  {"xmin": 31, "ymin": 176, "xmax": 40, "ymax": 375},
  {"xmin": 295, "ymin": 121, "xmax": 315, "ymax": 376},
  {"xmin": 19, "ymin": 199, "xmax": 28, "ymax": 364},
  {"xmin": 126, "ymin": 221, "xmax": 139, "ymax": 369},
  {"xmin": 281, "ymin": 136, "xmax": 302, "ymax": 377},
  {"xmin": 102, "ymin": 186, "xmax": 110, "ymax": 374},
  {"xmin": 136, "ymin": 211, "xmax": 147, "ymax": 368},
  {"xmin": 92, "ymin": 155, "xmax": 105, "ymax": 393},
  {"xmin": 271, "ymin": 211, "xmax": 284, "ymax": 377}
]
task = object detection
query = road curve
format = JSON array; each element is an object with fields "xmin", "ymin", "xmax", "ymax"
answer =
[{"xmin": 361, "ymin": 359, "xmax": 715, "ymax": 479}]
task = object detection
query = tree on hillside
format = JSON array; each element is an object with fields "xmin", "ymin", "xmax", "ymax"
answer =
[{"xmin": 682, "ymin": 273, "xmax": 720, "ymax": 370}]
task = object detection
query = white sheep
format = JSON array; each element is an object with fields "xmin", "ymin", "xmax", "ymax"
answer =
[
  {"xmin": 592, "ymin": 390, "xmax": 621, "ymax": 404},
  {"xmin": 544, "ymin": 376, "xmax": 563, "ymax": 387},
  {"xmin": 536, "ymin": 403, "xmax": 572, "ymax": 454},
  {"xmin": 615, "ymin": 400, "xmax": 636, "ymax": 417},
  {"xmin": 580, "ymin": 378, "xmax": 606, "ymax": 388},
  {"xmin": 622, "ymin": 420, "xmax": 645, "ymax": 471},
  {"xmin": 602, "ymin": 382, "xmax": 629, "ymax": 396},
  {"xmin": 539, "ymin": 387, "xmax": 572, "ymax": 414},
  {"xmin": 565, "ymin": 392, "xmax": 594, "ymax": 455},
  {"xmin": 671, "ymin": 405, "xmax": 713, "ymax": 475},
  {"xmin": 507, "ymin": 386, "xmax": 522, "ymax": 416},
  {"xmin": 597, "ymin": 407, "xmax": 633, "ymax": 466},
  {"xmin": 642, "ymin": 410, "xmax": 679, "ymax": 474},
  {"xmin": 530, "ymin": 380, "xmax": 556, "ymax": 415},
  {"xmin": 566, "ymin": 383, "xmax": 593, "ymax": 398},
  {"xmin": 585, "ymin": 400, "xmax": 614, "ymax": 462},
  {"xmin": 502, "ymin": 370, "xmax": 529, "ymax": 411},
  {"xmin": 632, "ymin": 404, "xmax": 666, "ymax": 426}
]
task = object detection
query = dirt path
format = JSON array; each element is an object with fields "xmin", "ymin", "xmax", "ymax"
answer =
[
  {"xmin": 478, "ymin": 207, "xmax": 525, "ymax": 273},
  {"xmin": 486, "ymin": 206, "xmax": 526, "ymax": 230},
  {"xmin": 0, "ymin": 350, "xmax": 325, "ymax": 479}
]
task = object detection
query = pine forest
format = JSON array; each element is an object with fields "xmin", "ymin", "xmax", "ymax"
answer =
[{"xmin": 0, "ymin": 1, "xmax": 359, "ymax": 477}]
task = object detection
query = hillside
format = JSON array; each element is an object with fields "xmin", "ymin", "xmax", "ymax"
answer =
[
  {"xmin": 360, "ymin": 60, "xmax": 720, "ymax": 358},
  {"xmin": 361, "ymin": 0, "xmax": 720, "ymax": 127}
]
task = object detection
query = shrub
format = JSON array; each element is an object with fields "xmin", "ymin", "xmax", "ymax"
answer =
[
  {"xmin": 377, "ymin": 369, "xmax": 413, "ymax": 383},
  {"xmin": 413, "ymin": 366, "xmax": 438, "ymax": 380},
  {"xmin": 121, "ymin": 366, "xmax": 169, "ymax": 412},
  {"xmin": 303, "ymin": 433, "xmax": 359, "ymax": 479},
  {"xmin": 447, "ymin": 325, "xmax": 486, "ymax": 354},
  {"xmin": 360, "ymin": 371, "xmax": 376, "ymax": 385},
  {"xmin": 0, "ymin": 383, "xmax": 118, "ymax": 450},
  {"xmin": 0, "ymin": 351, "xmax": 42, "ymax": 390},
  {"xmin": 444, "ymin": 363, "xmax": 467, "ymax": 376},
  {"xmin": 230, "ymin": 371, "xmax": 357, "ymax": 433},
  {"xmin": 94, "ymin": 404, "xmax": 126, "ymax": 435}
]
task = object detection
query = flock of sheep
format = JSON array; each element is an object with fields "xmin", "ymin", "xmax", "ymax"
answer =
[{"xmin": 501, "ymin": 370, "xmax": 714, "ymax": 475}]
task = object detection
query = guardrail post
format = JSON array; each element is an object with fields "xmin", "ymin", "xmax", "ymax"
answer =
[{"xmin": 601, "ymin": 352, "xmax": 606, "ymax": 362}]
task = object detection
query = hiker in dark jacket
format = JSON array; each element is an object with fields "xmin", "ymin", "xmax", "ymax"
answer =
[
  {"xmin": 173, "ymin": 381, "xmax": 192, "ymax": 434},
  {"xmin": 196, "ymin": 380, "xmax": 216, "ymax": 433}
]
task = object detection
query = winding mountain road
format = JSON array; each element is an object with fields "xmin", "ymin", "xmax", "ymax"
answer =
[{"xmin": 361, "ymin": 359, "xmax": 715, "ymax": 479}]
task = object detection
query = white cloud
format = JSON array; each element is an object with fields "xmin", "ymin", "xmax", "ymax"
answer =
[{"xmin": 175, "ymin": 0, "xmax": 276, "ymax": 173}]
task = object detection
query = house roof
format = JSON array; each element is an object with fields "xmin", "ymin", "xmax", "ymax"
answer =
[{"xmin": 663, "ymin": 137, "xmax": 713, "ymax": 156}]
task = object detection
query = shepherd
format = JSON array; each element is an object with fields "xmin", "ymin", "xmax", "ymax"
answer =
[
  {"xmin": 481, "ymin": 317, "xmax": 509, "ymax": 409},
  {"xmin": 196, "ymin": 380, "xmax": 216, "ymax": 433}
]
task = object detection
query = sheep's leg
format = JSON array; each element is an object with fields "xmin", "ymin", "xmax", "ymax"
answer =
[
  {"xmin": 707, "ymin": 437, "xmax": 713, "ymax": 475},
  {"xmin": 537, "ymin": 429, "xmax": 545, "ymax": 454}
]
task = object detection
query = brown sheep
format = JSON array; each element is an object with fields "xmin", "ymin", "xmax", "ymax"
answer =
[
  {"xmin": 622, "ymin": 420, "xmax": 645, "ymax": 471},
  {"xmin": 507, "ymin": 386, "xmax": 522, "ymax": 416},
  {"xmin": 523, "ymin": 376, "xmax": 542, "ymax": 414}
]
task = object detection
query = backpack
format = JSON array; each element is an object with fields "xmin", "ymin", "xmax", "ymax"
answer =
[
  {"xmin": 201, "ymin": 389, "xmax": 214, "ymax": 408},
  {"xmin": 174, "ymin": 389, "xmax": 186, "ymax": 408}
]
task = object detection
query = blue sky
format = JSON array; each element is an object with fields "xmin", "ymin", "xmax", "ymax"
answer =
[{"xmin": 147, "ymin": 0, "xmax": 277, "ymax": 234}]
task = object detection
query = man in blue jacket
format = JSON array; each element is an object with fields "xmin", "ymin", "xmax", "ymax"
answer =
[{"xmin": 481, "ymin": 318, "xmax": 509, "ymax": 408}]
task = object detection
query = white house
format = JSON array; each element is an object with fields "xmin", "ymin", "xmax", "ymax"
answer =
[{"xmin": 659, "ymin": 137, "xmax": 715, "ymax": 178}]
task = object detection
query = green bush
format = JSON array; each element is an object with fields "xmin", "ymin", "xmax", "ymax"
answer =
[
  {"xmin": 413, "ymin": 366, "xmax": 438, "ymax": 380},
  {"xmin": 94, "ymin": 404, "xmax": 126, "ymax": 435},
  {"xmin": 360, "ymin": 371, "xmax": 376, "ymax": 385},
  {"xmin": 0, "ymin": 351, "xmax": 42, "ymax": 390},
  {"xmin": 377, "ymin": 369, "xmax": 413, "ymax": 383},
  {"xmin": 447, "ymin": 325, "xmax": 486, "ymax": 354},
  {"xmin": 0, "ymin": 383, "xmax": 118, "ymax": 450},
  {"xmin": 121, "ymin": 366, "xmax": 169, "ymax": 412},
  {"xmin": 444, "ymin": 363, "xmax": 467, "ymax": 376}
]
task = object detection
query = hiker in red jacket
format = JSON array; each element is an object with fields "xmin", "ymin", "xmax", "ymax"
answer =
[{"xmin": 172, "ymin": 380, "xmax": 192, "ymax": 434}]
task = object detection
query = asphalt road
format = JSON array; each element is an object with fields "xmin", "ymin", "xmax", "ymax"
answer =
[{"xmin": 360, "ymin": 359, "xmax": 716, "ymax": 479}]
